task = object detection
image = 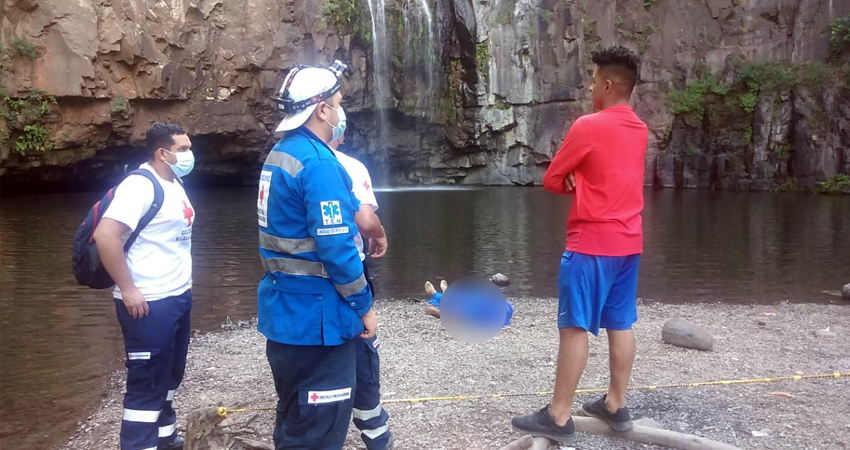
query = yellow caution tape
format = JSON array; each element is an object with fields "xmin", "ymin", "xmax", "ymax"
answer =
[
  {"xmin": 218, "ymin": 405, "xmax": 276, "ymax": 417},
  {"xmin": 381, "ymin": 371, "xmax": 849, "ymax": 404},
  {"xmin": 218, "ymin": 371, "xmax": 849, "ymax": 416}
]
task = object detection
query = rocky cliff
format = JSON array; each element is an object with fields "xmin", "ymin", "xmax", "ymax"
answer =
[{"xmin": 1, "ymin": 0, "xmax": 848, "ymax": 193}]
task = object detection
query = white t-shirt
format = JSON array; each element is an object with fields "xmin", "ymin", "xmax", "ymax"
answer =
[
  {"xmin": 332, "ymin": 149, "xmax": 378, "ymax": 261},
  {"xmin": 103, "ymin": 163, "xmax": 194, "ymax": 301}
]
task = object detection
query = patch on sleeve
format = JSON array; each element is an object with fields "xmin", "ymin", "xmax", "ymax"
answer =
[
  {"xmin": 316, "ymin": 226, "xmax": 349, "ymax": 236},
  {"xmin": 128, "ymin": 352, "xmax": 151, "ymax": 360},
  {"xmin": 307, "ymin": 387, "xmax": 352, "ymax": 405},
  {"xmin": 258, "ymin": 170, "xmax": 272, "ymax": 228},
  {"xmin": 320, "ymin": 200, "xmax": 343, "ymax": 225}
]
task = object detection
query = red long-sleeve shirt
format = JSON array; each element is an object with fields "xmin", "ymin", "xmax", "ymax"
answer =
[{"xmin": 544, "ymin": 104, "xmax": 648, "ymax": 256}]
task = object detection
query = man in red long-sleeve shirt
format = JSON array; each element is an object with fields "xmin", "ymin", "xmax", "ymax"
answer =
[{"xmin": 512, "ymin": 46, "xmax": 648, "ymax": 444}]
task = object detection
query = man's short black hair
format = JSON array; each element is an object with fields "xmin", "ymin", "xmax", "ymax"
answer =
[
  {"xmin": 145, "ymin": 122, "xmax": 185, "ymax": 159},
  {"xmin": 591, "ymin": 45, "xmax": 640, "ymax": 93}
]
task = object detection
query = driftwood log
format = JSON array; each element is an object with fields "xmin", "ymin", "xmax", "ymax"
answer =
[
  {"xmin": 185, "ymin": 407, "xmax": 227, "ymax": 450},
  {"xmin": 185, "ymin": 407, "xmax": 270, "ymax": 450},
  {"xmin": 499, "ymin": 416, "xmax": 743, "ymax": 450},
  {"xmin": 234, "ymin": 437, "xmax": 274, "ymax": 450},
  {"xmin": 498, "ymin": 435, "xmax": 534, "ymax": 450}
]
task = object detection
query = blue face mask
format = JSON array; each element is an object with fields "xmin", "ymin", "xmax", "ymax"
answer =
[
  {"xmin": 325, "ymin": 105, "xmax": 347, "ymax": 142},
  {"xmin": 165, "ymin": 150, "xmax": 195, "ymax": 178}
]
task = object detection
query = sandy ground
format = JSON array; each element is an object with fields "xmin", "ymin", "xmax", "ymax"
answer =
[{"xmin": 61, "ymin": 298, "xmax": 850, "ymax": 450}]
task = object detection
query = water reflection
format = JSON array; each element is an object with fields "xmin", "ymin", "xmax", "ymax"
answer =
[{"xmin": 1, "ymin": 187, "xmax": 848, "ymax": 450}]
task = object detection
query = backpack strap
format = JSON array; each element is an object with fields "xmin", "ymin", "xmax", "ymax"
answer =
[{"xmin": 122, "ymin": 169, "xmax": 165, "ymax": 253}]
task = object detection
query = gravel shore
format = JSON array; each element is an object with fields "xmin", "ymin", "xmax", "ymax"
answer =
[{"xmin": 61, "ymin": 298, "xmax": 850, "ymax": 450}]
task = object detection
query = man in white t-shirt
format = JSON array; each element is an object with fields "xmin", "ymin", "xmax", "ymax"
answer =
[
  {"xmin": 329, "ymin": 135, "xmax": 391, "ymax": 450},
  {"xmin": 94, "ymin": 122, "xmax": 196, "ymax": 450}
]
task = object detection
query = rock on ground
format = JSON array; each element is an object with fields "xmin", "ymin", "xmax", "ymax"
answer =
[
  {"xmin": 490, "ymin": 273, "xmax": 511, "ymax": 287},
  {"xmin": 662, "ymin": 317, "xmax": 715, "ymax": 351}
]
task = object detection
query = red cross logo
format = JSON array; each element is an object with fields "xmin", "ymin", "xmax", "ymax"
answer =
[
  {"xmin": 310, "ymin": 393, "xmax": 319, "ymax": 402},
  {"xmin": 363, "ymin": 179, "xmax": 371, "ymax": 191},
  {"xmin": 183, "ymin": 201, "xmax": 194, "ymax": 226},
  {"xmin": 259, "ymin": 185, "xmax": 265, "ymax": 205}
]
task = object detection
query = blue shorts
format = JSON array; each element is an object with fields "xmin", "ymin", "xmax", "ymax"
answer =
[{"xmin": 557, "ymin": 251, "xmax": 640, "ymax": 336}]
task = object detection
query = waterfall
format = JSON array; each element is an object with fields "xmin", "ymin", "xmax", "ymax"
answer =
[
  {"xmin": 415, "ymin": 0, "xmax": 436, "ymax": 100},
  {"xmin": 363, "ymin": 0, "xmax": 439, "ymax": 185},
  {"xmin": 366, "ymin": 0, "xmax": 390, "ymax": 110},
  {"xmin": 366, "ymin": 0, "xmax": 390, "ymax": 146},
  {"xmin": 402, "ymin": 0, "xmax": 437, "ymax": 114}
]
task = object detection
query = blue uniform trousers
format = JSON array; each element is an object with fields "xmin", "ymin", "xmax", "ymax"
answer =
[
  {"xmin": 267, "ymin": 339, "xmax": 356, "ymax": 450},
  {"xmin": 115, "ymin": 290, "xmax": 191, "ymax": 450},
  {"xmin": 353, "ymin": 258, "xmax": 391, "ymax": 449}
]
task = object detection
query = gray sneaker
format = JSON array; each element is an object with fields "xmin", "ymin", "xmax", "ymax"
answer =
[
  {"xmin": 581, "ymin": 394, "xmax": 633, "ymax": 431},
  {"xmin": 511, "ymin": 405, "xmax": 577, "ymax": 444}
]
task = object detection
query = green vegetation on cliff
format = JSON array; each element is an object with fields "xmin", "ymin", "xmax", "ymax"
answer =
[
  {"xmin": 619, "ymin": 22, "xmax": 656, "ymax": 54},
  {"xmin": 320, "ymin": 0, "xmax": 371, "ymax": 44},
  {"xmin": 665, "ymin": 60, "xmax": 850, "ymax": 193},
  {"xmin": 830, "ymin": 15, "xmax": 850, "ymax": 56},
  {"xmin": 668, "ymin": 61, "xmax": 849, "ymax": 120},
  {"xmin": 736, "ymin": 60, "xmax": 799, "ymax": 113},
  {"xmin": 666, "ymin": 74, "xmax": 730, "ymax": 120},
  {"xmin": 815, "ymin": 174, "xmax": 850, "ymax": 194},
  {"xmin": 0, "ymin": 37, "xmax": 57, "ymax": 156},
  {"xmin": 1, "ymin": 89, "xmax": 57, "ymax": 155},
  {"xmin": 476, "ymin": 41, "xmax": 489, "ymax": 77},
  {"xmin": 8, "ymin": 37, "xmax": 37, "ymax": 60},
  {"xmin": 111, "ymin": 96, "xmax": 129, "ymax": 113}
]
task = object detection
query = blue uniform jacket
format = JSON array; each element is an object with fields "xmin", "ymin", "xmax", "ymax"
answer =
[{"xmin": 257, "ymin": 127, "xmax": 372, "ymax": 346}]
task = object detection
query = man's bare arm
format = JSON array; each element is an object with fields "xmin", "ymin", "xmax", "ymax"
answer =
[
  {"xmin": 94, "ymin": 218, "xmax": 149, "ymax": 319},
  {"xmin": 354, "ymin": 205, "xmax": 387, "ymax": 258}
]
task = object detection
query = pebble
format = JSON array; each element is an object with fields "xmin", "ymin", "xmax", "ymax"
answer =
[{"xmin": 812, "ymin": 330, "xmax": 837, "ymax": 338}]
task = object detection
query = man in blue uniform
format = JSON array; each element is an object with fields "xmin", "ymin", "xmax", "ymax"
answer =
[{"xmin": 257, "ymin": 60, "xmax": 376, "ymax": 450}]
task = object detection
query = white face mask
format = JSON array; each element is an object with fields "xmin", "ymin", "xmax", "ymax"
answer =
[
  {"xmin": 164, "ymin": 149, "xmax": 195, "ymax": 177},
  {"xmin": 324, "ymin": 105, "xmax": 347, "ymax": 142}
]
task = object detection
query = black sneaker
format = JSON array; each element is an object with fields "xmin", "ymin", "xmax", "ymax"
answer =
[
  {"xmin": 581, "ymin": 394, "xmax": 633, "ymax": 431},
  {"xmin": 159, "ymin": 436, "xmax": 184, "ymax": 450},
  {"xmin": 511, "ymin": 405, "xmax": 577, "ymax": 444}
]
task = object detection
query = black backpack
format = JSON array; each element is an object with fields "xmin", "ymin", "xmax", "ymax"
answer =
[{"xmin": 72, "ymin": 170, "xmax": 164, "ymax": 289}]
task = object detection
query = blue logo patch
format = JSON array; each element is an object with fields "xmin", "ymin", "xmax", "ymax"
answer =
[{"xmin": 321, "ymin": 201, "xmax": 343, "ymax": 225}]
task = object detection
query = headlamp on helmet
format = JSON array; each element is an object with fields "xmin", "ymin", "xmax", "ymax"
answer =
[{"xmin": 272, "ymin": 60, "xmax": 349, "ymax": 115}]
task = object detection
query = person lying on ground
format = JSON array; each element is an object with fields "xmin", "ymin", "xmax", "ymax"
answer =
[{"xmin": 423, "ymin": 279, "xmax": 514, "ymax": 327}]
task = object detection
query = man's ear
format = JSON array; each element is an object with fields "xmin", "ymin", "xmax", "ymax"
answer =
[{"xmin": 316, "ymin": 102, "xmax": 329, "ymax": 121}]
